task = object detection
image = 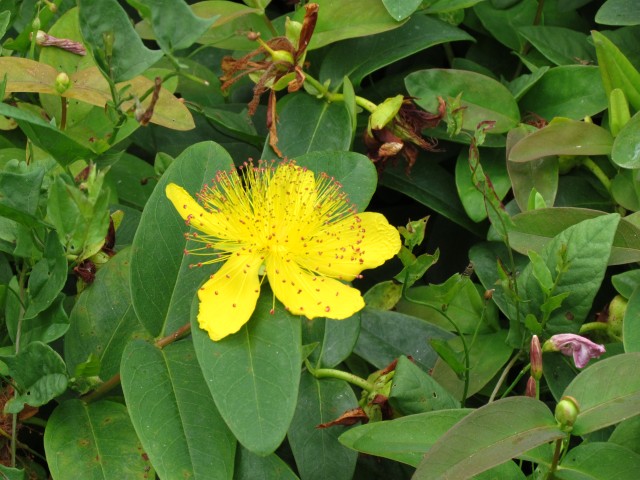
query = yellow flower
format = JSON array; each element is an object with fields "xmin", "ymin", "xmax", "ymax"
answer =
[{"xmin": 166, "ymin": 161, "xmax": 401, "ymax": 341}]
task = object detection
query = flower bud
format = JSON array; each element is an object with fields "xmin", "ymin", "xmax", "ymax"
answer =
[
  {"xmin": 525, "ymin": 376, "xmax": 536, "ymax": 398},
  {"xmin": 285, "ymin": 17, "xmax": 303, "ymax": 48},
  {"xmin": 530, "ymin": 335, "xmax": 543, "ymax": 381},
  {"xmin": 270, "ymin": 49, "xmax": 294, "ymax": 65},
  {"xmin": 55, "ymin": 72, "xmax": 70, "ymax": 94},
  {"xmin": 32, "ymin": 17, "xmax": 41, "ymax": 31},
  {"xmin": 607, "ymin": 295, "xmax": 627, "ymax": 339},
  {"xmin": 555, "ymin": 396, "xmax": 579, "ymax": 431}
]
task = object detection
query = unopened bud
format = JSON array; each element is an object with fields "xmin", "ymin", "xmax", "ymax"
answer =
[
  {"xmin": 484, "ymin": 289, "xmax": 494, "ymax": 300},
  {"xmin": 525, "ymin": 376, "xmax": 536, "ymax": 398},
  {"xmin": 270, "ymin": 49, "xmax": 294, "ymax": 65},
  {"xmin": 55, "ymin": 72, "xmax": 70, "ymax": 94},
  {"xmin": 555, "ymin": 396, "xmax": 579, "ymax": 431},
  {"xmin": 34, "ymin": 31, "xmax": 86, "ymax": 56},
  {"xmin": 285, "ymin": 17, "xmax": 302, "ymax": 47},
  {"xmin": 247, "ymin": 31, "xmax": 260, "ymax": 41},
  {"xmin": 44, "ymin": 0, "xmax": 58, "ymax": 12},
  {"xmin": 530, "ymin": 335, "xmax": 543, "ymax": 381},
  {"xmin": 32, "ymin": 17, "xmax": 41, "ymax": 31}
]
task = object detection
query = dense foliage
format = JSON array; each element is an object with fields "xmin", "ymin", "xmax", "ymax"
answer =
[{"xmin": 1, "ymin": 0, "xmax": 640, "ymax": 478}]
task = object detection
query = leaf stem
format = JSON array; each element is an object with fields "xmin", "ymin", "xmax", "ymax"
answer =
[
  {"xmin": 581, "ymin": 157, "xmax": 612, "ymax": 193},
  {"xmin": 303, "ymin": 74, "xmax": 378, "ymax": 113},
  {"xmin": 304, "ymin": 359, "xmax": 375, "ymax": 392},
  {"xmin": 579, "ymin": 321, "xmax": 609, "ymax": 334}
]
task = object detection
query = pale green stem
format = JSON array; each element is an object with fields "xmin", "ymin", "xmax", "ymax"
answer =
[
  {"xmin": 303, "ymin": 74, "xmax": 378, "ymax": 113},
  {"xmin": 304, "ymin": 359, "xmax": 375, "ymax": 392},
  {"xmin": 579, "ymin": 321, "xmax": 609, "ymax": 334},
  {"xmin": 581, "ymin": 157, "xmax": 612, "ymax": 193}
]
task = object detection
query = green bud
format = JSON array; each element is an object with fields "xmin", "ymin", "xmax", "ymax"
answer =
[
  {"xmin": 555, "ymin": 396, "xmax": 580, "ymax": 431},
  {"xmin": 609, "ymin": 88, "xmax": 631, "ymax": 137},
  {"xmin": 32, "ymin": 17, "xmax": 41, "ymax": 31},
  {"xmin": 55, "ymin": 72, "xmax": 70, "ymax": 94},
  {"xmin": 270, "ymin": 49, "xmax": 294, "ymax": 65},
  {"xmin": 608, "ymin": 295, "xmax": 627, "ymax": 339},
  {"xmin": 530, "ymin": 335, "xmax": 543, "ymax": 381},
  {"xmin": 369, "ymin": 95, "xmax": 404, "ymax": 131},
  {"xmin": 285, "ymin": 17, "xmax": 303, "ymax": 48}
]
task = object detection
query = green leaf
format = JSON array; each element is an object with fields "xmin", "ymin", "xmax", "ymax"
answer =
[
  {"xmin": 382, "ymin": 0, "xmax": 422, "ymax": 21},
  {"xmin": 192, "ymin": 293, "xmax": 301, "ymax": 456},
  {"xmin": 406, "ymin": 69, "xmax": 520, "ymax": 133},
  {"xmin": 0, "ymin": 103, "xmax": 94, "ymax": 166},
  {"xmin": 596, "ymin": 0, "xmax": 640, "ymax": 26},
  {"xmin": 287, "ymin": 372, "xmax": 358, "ymax": 480},
  {"xmin": 339, "ymin": 409, "xmax": 471, "ymax": 467},
  {"xmin": 564, "ymin": 352, "xmax": 640, "ymax": 435},
  {"xmin": 285, "ymin": 0, "xmax": 405, "ymax": 50},
  {"xmin": 78, "ymin": 0, "xmax": 164, "ymax": 82},
  {"xmin": 121, "ymin": 339, "xmax": 236, "ymax": 479},
  {"xmin": 0, "ymin": 466, "xmax": 24, "ymax": 480},
  {"xmin": 234, "ymin": 447, "xmax": 299, "ymax": 480},
  {"xmin": 0, "ymin": 161, "xmax": 45, "ymax": 226},
  {"xmin": 65, "ymin": 249, "xmax": 150, "ymax": 379},
  {"xmin": 24, "ymin": 231, "xmax": 67, "ymax": 319},
  {"xmin": 0, "ymin": 342, "xmax": 67, "ymax": 413},
  {"xmin": 302, "ymin": 316, "xmax": 361, "ymax": 369},
  {"xmin": 262, "ymin": 94, "xmax": 352, "ymax": 159},
  {"xmin": 612, "ymin": 111, "xmax": 640, "ymax": 168},
  {"xmin": 354, "ymin": 308, "xmax": 453, "ymax": 371},
  {"xmin": 508, "ymin": 120, "xmax": 613, "ymax": 162},
  {"xmin": 518, "ymin": 26, "xmax": 595, "ymax": 66},
  {"xmin": 624, "ymin": 287, "xmax": 640, "ymax": 352},
  {"xmin": 389, "ymin": 356, "xmax": 459, "ymax": 415},
  {"xmin": 610, "ymin": 415, "xmax": 640, "ymax": 454},
  {"xmin": 593, "ymin": 30, "xmax": 640, "ymax": 112},
  {"xmin": 295, "ymin": 151, "xmax": 378, "ymax": 211},
  {"xmin": 127, "ymin": 0, "xmax": 217, "ymax": 52},
  {"xmin": 529, "ymin": 250, "xmax": 554, "ymax": 293},
  {"xmin": 319, "ymin": 15, "xmax": 473, "ymax": 88},
  {"xmin": 612, "ymin": 269, "xmax": 640, "ymax": 298},
  {"xmin": 130, "ymin": 141, "xmax": 234, "ymax": 336},
  {"xmin": 431, "ymin": 330, "xmax": 513, "ymax": 400},
  {"xmin": 557, "ymin": 442, "xmax": 640, "ymax": 479},
  {"xmin": 106, "ymin": 153, "xmax": 156, "ymax": 210},
  {"xmin": 379, "ymin": 161, "xmax": 484, "ymax": 235},
  {"xmin": 508, "ymin": 208, "xmax": 640, "ymax": 266},
  {"xmin": 44, "ymin": 399, "xmax": 154, "ymax": 480},
  {"xmin": 506, "ymin": 124, "xmax": 559, "ymax": 211},
  {"xmin": 518, "ymin": 66, "xmax": 607, "ymax": 120},
  {"xmin": 474, "ymin": 0, "xmax": 537, "ymax": 51},
  {"xmin": 11, "ymin": 295, "xmax": 69, "ymax": 346},
  {"xmin": 413, "ymin": 397, "xmax": 566, "ymax": 479},
  {"xmin": 455, "ymin": 147, "xmax": 512, "ymax": 222}
]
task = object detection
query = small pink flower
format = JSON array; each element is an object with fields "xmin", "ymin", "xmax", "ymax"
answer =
[{"xmin": 544, "ymin": 334, "xmax": 606, "ymax": 369}]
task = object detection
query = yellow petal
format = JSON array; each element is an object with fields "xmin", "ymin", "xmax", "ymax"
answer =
[
  {"xmin": 294, "ymin": 212, "xmax": 401, "ymax": 281},
  {"xmin": 266, "ymin": 163, "xmax": 318, "ymax": 225},
  {"xmin": 197, "ymin": 252, "xmax": 263, "ymax": 341},
  {"xmin": 165, "ymin": 183, "xmax": 225, "ymax": 237},
  {"xmin": 266, "ymin": 254, "xmax": 364, "ymax": 320}
]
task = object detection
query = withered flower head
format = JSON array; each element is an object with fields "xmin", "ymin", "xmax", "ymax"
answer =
[
  {"xmin": 364, "ymin": 96, "xmax": 444, "ymax": 173},
  {"xmin": 220, "ymin": 3, "xmax": 318, "ymax": 157}
]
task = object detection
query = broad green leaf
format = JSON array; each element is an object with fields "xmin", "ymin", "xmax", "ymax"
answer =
[
  {"xmin": 382, "ymin": 0, "xmax": 422, "ymax": 21},
  {"xmin": 45, "ymin": 400, "xmax": 153, "ymax": 479},
  {"xmin": 389, "ymin": 356, "xmax": 459, "ymax": 415},
  {"xmin": 406, "ymin": 69, "xmax": 520, "ymax": 133},
  {"xmin": 518, "ymin": 26, "xmax": 595, "ymax": 66},
  {"xmin": 556, "ymin": 442, "xmax": 640, "ymax": 479},
  {"xmin": 596, "ymin": 0, "xmax": 640, "ymax": 26},
  {"xmin": 612, "ymin": 111, "xmax": 640, "ymax": 168},
  {"xmin": 354, "ymin": 308, "xmax": 453, "ymax": 372},
  {"xmin": 506, "ymin": 124, "xmax": 559, "ymax": 211},
  {"xmin": 515, "ymin": 213, "xmax": 619, "ymax": 341},
  {"xmin": 507, "ymin": 66, "xmax": 549, "ymax": 100},
  {"xmin": 0, "ymin": 102, "xmax": 94, "ymax": 165},
  {"xmin": 379, "ymin": 161, "xmax": 484, "ymax": 235},
  {"xmin": 519, "ymin": 66, "xmax": 607, "ymax": 120},
  {"xmin": 431, "ymin": 330, "xmax": 513, "ymax": 400},
  {"xmin": 106, "ymin": 153, "xmax": 156, "ymax": 210},
  {"xmin": 201, "ymin": 106, "xmax": 262, "ymax": 146},
  {"xmin": 0, "ymin": 342, "xmax": 67, "ymax": 413},
  {"xmin": 455, "ymin": 147, "xmax": 512, "ymax": 222},
  {"xmin": 396, "ymin": 281, "xmax": 498, "ymax": 335},
  {"xmin": 413, "ymin": 397, "xmax": 566, "ymax": 479},
  {"xmin": 302, "ymin": 315, "xmax": 361, "ymax": 369},
  {"xmin": 78, "ymin": 0, "xmax": 164, "ymax": 82},
  {"xmin": 0, "ymin": 160, "xmax": 45, "ymax": 226},
  {"xmin": 508, "ymin": 208, "xmax": 640, "ymax": 266},
  {"xmin": 288, "ymin": 372, "xmax": 358, "ymax": 480},
  {"xmin": 262, "ymin": 93, "xmax": 352, "ymax": 159},
  {"xmin": 474, "ymin": 0, "xmax": 537, "ymax": 51},
  {"xmin": 423, "ymin": 0, "xmax": 485, "ymax": 13},
  {"xmin": 234, "ymin": 447, "xmax": 299, "ymax": 480},
  {"xmin": 624, "ymin": 287, "xmax": 640, "ymax": 352},
  {"xmin": 612, "ymin": 168, "xmax": 640, "ymax": 210},
  {"xmin": 610, "ymin": 415, "xmax": 640, "ymax": 454},
  {"xmin": 339, "ymin": 409, "xmax": 471, "ymax": 466},
  {"xmin": 9, "ymin": 295, "xmax": 68, "ymax": 347},
  {"xmin": 24, "ymin": 231, "xmax": 67, "ymax": 319},
  {"xmin": 294, "ymin": 151, "xmax": 378, "ymax": 211},
  {"xmin": 130, "ymin": 142, "xmax": 234, "ymax": 336},
  {"xmin": 612, "ymin": 269, "xmax": 640, "ymax": 298},
  {"xmin": 593, "ymin": 30, "xmax": 640, "ymax": 111},
  {"xmin": 508, "ymin": 120, "xmax": 613, "ymax": 163},
  {"xmin": 127, "ymin": 0, "xmax": 217, "ymax": 52},
  {"xmin": 65, "ymin": 249, "xmax": 150, "ymax": 379},
  {"xmin": 121, "ymin": 339, "xmax": 235, "ymax": 479},
  {"xmin": 319, "ymin": 15, "xmax": 473, "ymax": 88},
  {"xmin": 192, "ymin": 293, "xmax": 302, "ymax": 455},
  {"xmin": 564, "ymin": 352, "xmax": 640, "ymax": 435},
  {"xmin": 285, "ymin": 0, "xmax": 405, "ymax": 51},
  {"xmin": 0, "ymin": 466, "xmax": 23, "ymax": 480}
]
